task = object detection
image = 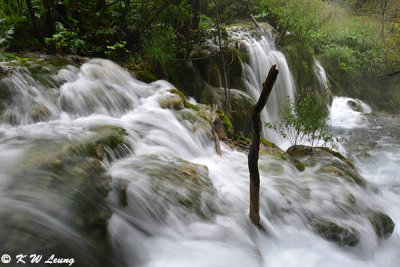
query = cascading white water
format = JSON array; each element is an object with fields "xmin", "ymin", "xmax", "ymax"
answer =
[
  {"xmin": 0, "ymin": 58, "xmax": 398, "ymax": 267},
  {"xmin": 329, "ymin": 97, "xmax": 372, "ymax": 129},
  {"xmin": 314, "ymin": 59, "xmax": 329, "ymax": 92},
  {"xmin": 239, "ymin": 30, "xmax": 296, "ymax": 144}
]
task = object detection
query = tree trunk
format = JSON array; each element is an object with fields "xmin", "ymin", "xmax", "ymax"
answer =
[
  {"xmin": 43, "ymin": 0, "xmax": 55, "ymax": 37},
  {"xmin": 191, "ymin": 0, "xmax": 200, "ymax": 29},
  {"xmin": 248, "ymin": 65, "xmax": 279, "ymax": 225},
  {"xmin": 25, "ymin": 0, "xmax": 43, "ymax": 44}
]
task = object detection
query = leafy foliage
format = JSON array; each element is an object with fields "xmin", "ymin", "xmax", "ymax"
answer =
[
  {"xmin": 45, "ymin": 23, "xmax": 87, "ymax": 55},
  {"xmin": 142, "ymin": 26, "xmax": 176, "ymax": 66},
  {"xmin": 254, "ymin": 0, "xmax": 325, "ymax": 38},
  {"xmin": 266, "ymin": 91, "xmax": 334, "ymax": 147},
  {"xmin": 0, "ymin": 18, "xmax": 14, "ymax": 50}
]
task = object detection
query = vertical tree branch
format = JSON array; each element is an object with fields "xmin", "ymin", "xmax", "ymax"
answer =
[{"xmin": 248, "ymin": 65, "xmax": 279, "ymax": 225}]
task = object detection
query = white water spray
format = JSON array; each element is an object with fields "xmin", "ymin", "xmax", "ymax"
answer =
[
  {"xmin": 240, "ymin": 30, "xmax": 296, "ymax": 144},
  {"xmin": 329, "ymin": 97, "xmax": 372, "ymax": 129}
]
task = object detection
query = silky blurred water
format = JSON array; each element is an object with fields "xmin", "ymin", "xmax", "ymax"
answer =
[{"xmin": 0, "ymin": 55, "xmax": 398, "ymax": 267}]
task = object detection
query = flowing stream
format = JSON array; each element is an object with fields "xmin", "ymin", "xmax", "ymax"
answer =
[{"xmin": 0, "ymin": 52, "xmax": 399, "ymax": 266}]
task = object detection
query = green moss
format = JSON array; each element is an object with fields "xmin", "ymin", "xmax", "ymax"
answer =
[
  {"xmin": 169, "ymin": 89, "xmax": 200, "ymax": 111},
  {"xmin": 287, "ymin": 145, "xmax": 356, "ymax": 170},
  {"xmin": 70, "ymin": 126, "xmax": 128, "ymax": 161},
  {"xmin": 260, "ymin": 137, "xmax": 275, "ymax": 147},
  {"xmin": 317, "ymin": 147, "xmax": 356, "ymax": 169},
  {"xmin": 286, "ymin": 145, "xmax": 313, "ymax": 157},
  {"xmin": 159, "ymin": 95, "xmax": 184, "ymax": 110},
  {"xmin": 136, "ymin": 69, "xmax": 158, "ymax": 83},
  {"xmin": 281, "ymin": 35, "xmax": 316, "ymax": 90},
  {"xmin": 217, "ymin": 109, "xmax": 234, "ymax": 139}
]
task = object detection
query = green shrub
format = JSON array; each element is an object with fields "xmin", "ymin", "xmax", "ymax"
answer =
[
  {"xmin": 321, "ymin": 45, "xmax": 358, "ymax": 74},
  {"xmin": 266, "ymin": 92, "xmax": 334, "ymax": 147}
]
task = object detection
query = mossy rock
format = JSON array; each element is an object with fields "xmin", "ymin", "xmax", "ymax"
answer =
[
  {"xmin": 175, "ymin": 108, "xmax": 213, "ymax": 139},
  {"xmin": 348, "ymin": 100, "xmax": 362, "ymax": 112},
  {"xmin": 233, "ymin": 136, "xmax": 304, "ymax": 171},
  {"xmin": 31, "ymin": 104, "xmax": 51, "ymax": 122},
  {"xmin": 70, "ymin": 126, "xmax": 130, "ymax": 161},
  {"xmin": 287, "ymin": 145, "xmax": 364, "ymax": 185},
  {"xmin": 226, "ymin": 47, "xmax": 245, "ymax": 91},
  {"xmin": 260, "ymin": 139, "xmax": 305, "ymax": 171},
  {"xmin": 0, "ymin": 126, "xmax": 129, "ymax": 265},
  {"xmin": 368, "ymin": 210, "xmax": 395, "ymax": 238},
  {"xmin": 205, "ymin": 87, "xmax": 254, "ymax": 138},
  {"xmin": 159, "ymin": 95, "xmax": 184, "ymax": 110},
  {"xmin": 310, "ymin": 218, "xmax": 359, "ymax": 247},
  {"xmin": 169, "ymin": 89, "xmax": 200, "ymax": 111},
  {"xmin": 286, "ymin": 145, "xmax": 313, "ymax": 157},
  {"xmin": 230, "ymin": 89, "xmax": 254, "ymax": 137},
  {"xmin": 164, "ymin": 60, "xmax": 207, "ymax": 100},
  {"xmin": 135, "ymin": 69, "xmax": 158, "ymax": 83},
  {"xmin": 207, "ymin": 63, "xmax": 222, "ymax": 87},
  {"xmin": 120, "ymin": 156, "xmax": 218, "ymax": 219}
]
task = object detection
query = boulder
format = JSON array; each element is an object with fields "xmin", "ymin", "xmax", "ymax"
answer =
[
  {"xmin": 31, "ymin": 104, "xmax": 51, "ymax": 122},
  {"xmin": 310, "ymin": 218, "xmax": 359, "ymax": 247},
  {"xmin": 368, "ymin": 210, "xmax": 395, "ymax": 238},
  {"xmin": 287, "ymin": 145, "xmax": 364, "ymax": 186},
  {"xmin": 348, "ymin": 100, "xmax": 362, "ymax": 112},
  {"xmin": 119, "ymin": 156, "xmax": 218, "ymax": 220},
  {"xmin": 159, "ymin": 95, "xmax": 184, "ymax": 110},
  {"xmin": 0, "ymin": 126, "xmax": 129, "ymax": 263},
  {"xmin": 261, "ymin": 139, "xmax": 305, "ymax": 171}
]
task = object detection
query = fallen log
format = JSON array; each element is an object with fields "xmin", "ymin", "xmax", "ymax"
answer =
[{"xmin": 250, "ymin": 14, "xmax": 262, "ymax": 29}]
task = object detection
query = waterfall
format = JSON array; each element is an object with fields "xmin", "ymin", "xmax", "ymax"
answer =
[
  {"xmin": 239, "ymin": 30, "xmax": 296, "ymax": 145},
  {"xmin": 0, "ymin": 58, "xmax": 398, "ymax": 267},
  {"xmin": 314, "ymin": 59, "xmax": 329, "ymax": 92}
]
